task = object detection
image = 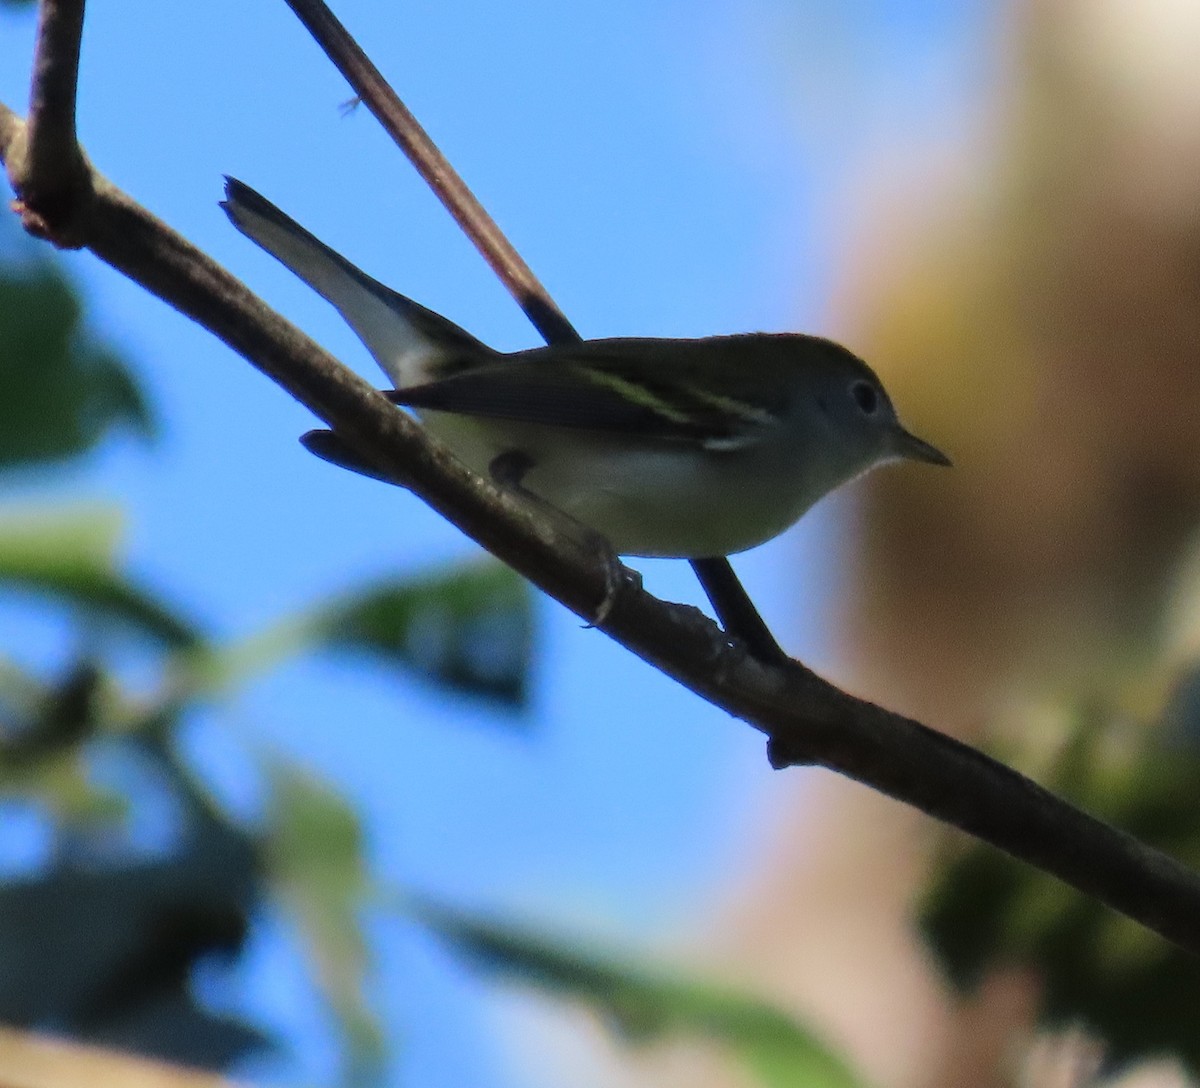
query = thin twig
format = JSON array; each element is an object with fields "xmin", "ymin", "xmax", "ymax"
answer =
[
  {"xmin": 280, "ymin": 0, "xmax": 784, "ymax": 661},
  {"xmin": 12, "ymin": 0, "xmax": 90, "ymax": 244},
  {"xmin": 2, "ymin": 104, "xmax": 1199, "ymax": 955},
  {"xmin": 282, "ymin": 0, "xmax": 577, "ymax": 347}
]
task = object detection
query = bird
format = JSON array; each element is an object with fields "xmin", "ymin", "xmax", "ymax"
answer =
[{"xmin": 221, "ymin": 177, "xmax": 949, "ymax": 559}]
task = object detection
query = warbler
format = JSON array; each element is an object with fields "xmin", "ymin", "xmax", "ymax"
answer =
[{"xmin": 221, "ymin": 178, "xmax": 949, "ymax": 559}]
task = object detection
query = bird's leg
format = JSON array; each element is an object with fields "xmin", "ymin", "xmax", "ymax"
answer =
[
  {"xmin": 487, "ymin": 450, "xmax": 631, "ymax": 626},
  {"xmin": 690, "ymin": 557, "xmax": 788, "ymax": 664}
]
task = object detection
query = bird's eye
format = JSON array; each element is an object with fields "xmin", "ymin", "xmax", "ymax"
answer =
[{"xmin": 851, "ymin": 380, "xmax": 879, "ymax": 415}]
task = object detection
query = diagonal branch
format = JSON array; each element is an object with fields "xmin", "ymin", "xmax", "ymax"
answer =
[
  {"xmin": 283, "ymin": 0, "xmax": 576, "ymax": 347},
  {"xmin": 280, "ymin": 0, "xmax": 784, "ymax": 662},
  {"xmin": 4, "ymin": 101, "xmax": 1200, "ymax": 958}
]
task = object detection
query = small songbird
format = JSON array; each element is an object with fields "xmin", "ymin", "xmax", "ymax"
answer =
[{"xmin": 221, "ymin": 178, "xmax": 949, "ymax": 559}]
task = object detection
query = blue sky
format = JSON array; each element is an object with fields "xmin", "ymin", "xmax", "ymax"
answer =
[{"xmin": 0, "ymin": 2, "xmax": 986, "ymax": 1085}]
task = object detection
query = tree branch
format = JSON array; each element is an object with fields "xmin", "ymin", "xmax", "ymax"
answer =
[
  {"xmin": 4, "ymin": 102, "xmax": 1200, "ymax": 956},
  {"xmin": 9, "ymin": 0, "xmax": 90, "ymax": 245},
  {"xmin": 279, "ymin": 0, "xmax": 785, "ymax": 662}
]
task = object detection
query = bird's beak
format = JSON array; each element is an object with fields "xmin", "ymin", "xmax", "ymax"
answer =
[{"xmin": 894, "ymin": 426, "xmax": 952, "ymax": 467}]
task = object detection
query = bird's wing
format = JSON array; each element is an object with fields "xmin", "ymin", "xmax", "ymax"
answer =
[
  {"xmin": 221, "ymin": 178, "xmax": 489, "ymax": 387},
  {"xmin": 389, "ymin": 347, "xmax": 785, "ymax": 450}
]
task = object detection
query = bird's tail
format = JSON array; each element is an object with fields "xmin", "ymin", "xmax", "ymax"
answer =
[{"xmin": 221, "ymin": 177, "xmax": 491, "ymax": 388}]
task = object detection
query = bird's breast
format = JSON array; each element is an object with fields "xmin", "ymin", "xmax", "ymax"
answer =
[{"xmin": 417, "ymin": 410, "xmax": 828, "ymax": 558}]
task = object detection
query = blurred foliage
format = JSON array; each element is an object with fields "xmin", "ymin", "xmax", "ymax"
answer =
[
  {"xmin": 0, "ymin": 507, "xmax": 202, "ymax": 648},
  {"xmin": 0, "ymin": 264, "xmax": 152, "ymax": 470},
  {"xmin": 921, "ymin": 679, "xmax": 1200, "ymax": 1077},
  {"xmin": 309, "ymin": 561, "xmax": 534, "ymax": 706},
  {"xmin": 198, "ymin": 560, "xmax": 535, "ymax": 708},
  {"xmin": 0, "ymin": 790, "xmax": 265, "ymax": 1069},
  {"xmin": 0, "ymin": 649, "xmax": 264, "ymax": 1068},
  {"xmin": 417, "ymin": 900, "xmax": 866, "ymax": 1088},
  {"xmin": 0, "ymin": 536, "xmax": 536, "ymax": 1076},
  {"xmin": 264, "ymin": 763, "xmax": 383, "ymax": 1083}
]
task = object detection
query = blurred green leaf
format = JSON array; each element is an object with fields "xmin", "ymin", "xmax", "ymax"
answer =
[
  {"xmin": 207, "ymin": 559, "xmax": 533, "ymax": 707},
  {"xmin": 0, "ymin": 657, "xmax": 56, "ymax": 742},
  {"xmin": 0, "ymin": 697, "xmax": 264, "ymax": 1073},
  {"xmin": 0, "ymin": 821, "xmax": 262, "ymax": 1070},
  {"xmin": 311, "ymin": 559, "xmax": 534, "ymax": 706},
  {"xmin": 85, "ymin": 990, "xmax": 267, "ymax": 1072},
  {"xmin": 415, "ymin": 901, "xmax": 865, "ymax": 1088},
  {"xmin": 0, "ymin": 264, "xmax": 152, "ymax": 470},
  {"xmin": 264, "ymin": 761, "xmax": 385, "ymax": 1080},
  {"xmin": 0, "ymin": 658, "xmax": 129, "ymax": 825},
  {"xmin": 0, "ymin": 506, "xmax": 202, "ymax": 649},
  {"xmin": 921, "ymin": 692, "xmax": 1200, "ymax": 1076},
  {"xmin": 0, "ymin": 660, "xmax": 103, "ymax": 771}
]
